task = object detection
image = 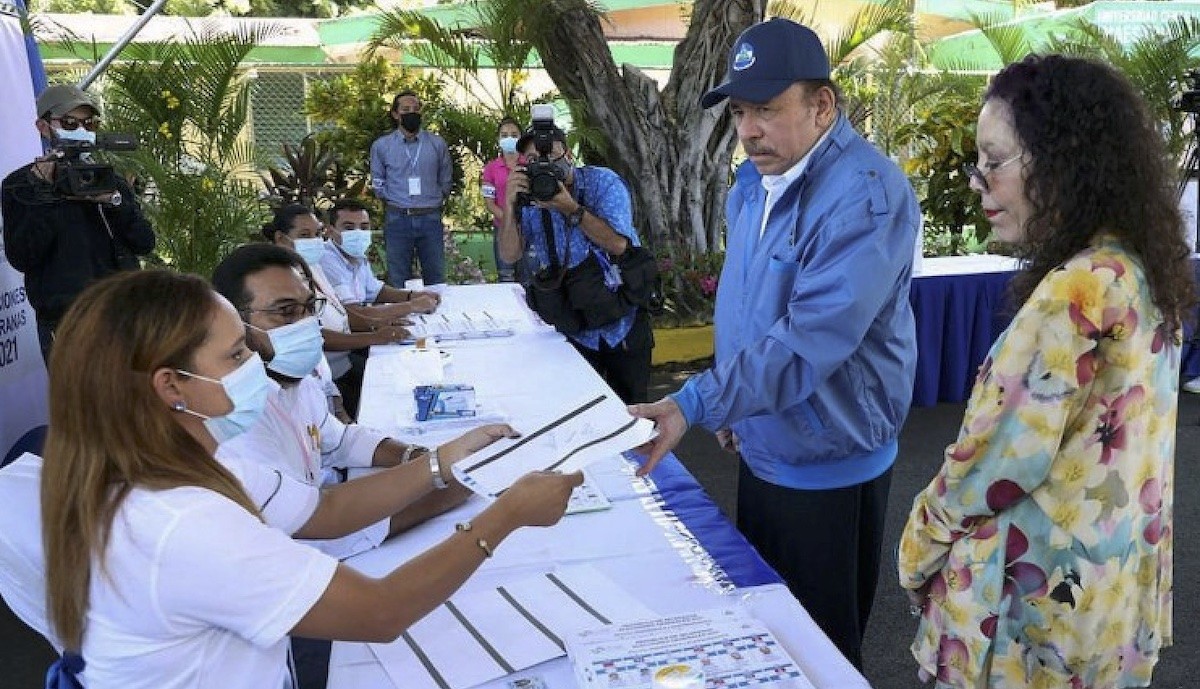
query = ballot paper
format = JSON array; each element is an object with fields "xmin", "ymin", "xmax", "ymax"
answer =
[
  {"xmin": 369, "ymin": 565, "xmax": 655, "ymax": 689},
  {"xmin": 403, "ymin": 309, "xmax": 521, "ymax": 342},
  {"xmin": 450, "ymin": 394, "xmax": 657, "ymax": 498},
  {"xmin": 566, "ymin": 608, "xmax": 814, "ymax": 689}
]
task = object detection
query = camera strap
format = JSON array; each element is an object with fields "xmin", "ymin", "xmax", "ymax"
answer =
[{"xmin": 539, "ymin": 208, "xmax": 570, "ymax": 282}]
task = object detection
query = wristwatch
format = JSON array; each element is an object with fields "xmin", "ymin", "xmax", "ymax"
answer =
[{"xmin": 568, "ymin": 205, "xmax": 586, "ymax": 226}]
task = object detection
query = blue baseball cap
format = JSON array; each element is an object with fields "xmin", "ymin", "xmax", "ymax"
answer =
[{"xmin": 701, "ymin": 18, "xmax": 830, "ymax": 109}]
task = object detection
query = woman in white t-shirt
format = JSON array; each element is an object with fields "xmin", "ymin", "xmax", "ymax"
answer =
[{"xmin": 40, "ymin": 269, "xmax": 580, "ymax": 689}]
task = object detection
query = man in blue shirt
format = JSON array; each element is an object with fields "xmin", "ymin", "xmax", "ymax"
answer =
[
  {"xmin": 498, "ymin": 123, "xmax": 653, "ymax": 403},
  {"xmin": 631, "ymin": 19, "xmax": 920, "ymax": 669},
  {"xmin": 370, "ymin": 91, "xmax": 453, "ymax": 286}
]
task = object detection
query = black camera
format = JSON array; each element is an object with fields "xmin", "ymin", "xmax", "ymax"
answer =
[
  {"xmin": 49, "ymin": 133, "xmax": 138, "ymax": 203},
  {"xmin": 1177, "ymin": 69, "xmax": 1200, "ymax": 114},
  {"xmin": 517, "ymin": 104, "xmax": 566, "ymax": 205}
]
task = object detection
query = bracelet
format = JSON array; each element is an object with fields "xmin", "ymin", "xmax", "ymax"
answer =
[
  {"xmin": 429, "ymin": 448, "xmax": 448, "ymax": 490},
  {"xmin": 399, "ymin": 444, "xmax": 427, "ymax": 464},
  {"xmin": 455, "ymin": 522, "xmax": 493, "ymax": 558}
]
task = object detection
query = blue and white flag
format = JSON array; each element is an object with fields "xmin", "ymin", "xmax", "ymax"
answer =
[{"xmin": 0, "ymin": 0, "xmax": 49, "ymax": 462}]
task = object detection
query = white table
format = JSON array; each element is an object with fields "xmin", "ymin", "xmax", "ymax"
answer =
[{"xmin": 328, "ymin": 284, "xmax": 869, "ymax": 689}]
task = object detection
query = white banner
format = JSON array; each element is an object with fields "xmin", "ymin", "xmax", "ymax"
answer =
[{"xmin": 0, "ymin": 0, "xmax": 49, "ymax": 461}]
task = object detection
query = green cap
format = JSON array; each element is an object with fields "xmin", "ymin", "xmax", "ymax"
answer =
[{"xmin": 36, "ymin": 84, "xmax": 101, "ymax": 119}]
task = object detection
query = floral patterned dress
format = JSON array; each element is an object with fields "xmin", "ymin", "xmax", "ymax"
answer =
[{"xmin": 898, "ymin": 235, "xmax": 1176, "ymax": 689}]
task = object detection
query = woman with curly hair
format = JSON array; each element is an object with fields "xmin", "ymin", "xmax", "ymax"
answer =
[{"xmin": 898, "ymin": 54, "xmax": 1195, "ymax": 688}]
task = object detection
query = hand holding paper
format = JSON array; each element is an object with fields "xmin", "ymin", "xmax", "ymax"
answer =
[{"xmin": 451, "ymin": 394, "xmax": 657, "ymax": 498}]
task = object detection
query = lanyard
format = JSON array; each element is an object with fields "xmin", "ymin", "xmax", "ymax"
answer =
[{"xmin": 403, "ymin": 136, "xmax": 423, "ymax": 173}]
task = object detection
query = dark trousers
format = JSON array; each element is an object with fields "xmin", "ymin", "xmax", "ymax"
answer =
[
  {"xmin": 383, "ymin": 211, "xmax": 445, "ymax": 286},
  {"xmin": 736, "ymin": 460, "xmax": 892, "ymax": 669},
  {"xmin": 335, "ymin": 350, "xmax": 368, "ymax": 420},
  {"xmin": 290, "ymin": 636, "xmax": 329, "ymax": 689},
  {"xmin": 36, "ymin": 319, "xmax": 56, "ymax": 363},
  {"xmin": 571, "ymin": 311, "xmax": 653, "ymax": 403}
]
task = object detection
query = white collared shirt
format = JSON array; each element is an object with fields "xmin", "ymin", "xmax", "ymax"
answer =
[{"xmin": 759, "ymin": 124, "xmax": 834, "ymax": 239}]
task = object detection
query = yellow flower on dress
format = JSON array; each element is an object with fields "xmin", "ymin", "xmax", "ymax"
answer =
[
  {"xmin": 157, "ymin": 122, "xmax": 172, "ymax": 139},
  {"xmin": 1047, "ymin": 266, "xmax": 1104, "ymax": 322},
  {"xmin": 160, "ymin": 89, "xmax": 181, "ymax": 110}
]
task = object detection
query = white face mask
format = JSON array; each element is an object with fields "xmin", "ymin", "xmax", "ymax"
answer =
[
  {"xmin": 340, "ymin": 229, "xmax": 373, "ymax": 259},
  {"xmin": 292, "ymin": 237, "xmax": 326, "ymax": 266},
  {"xmin": 499, "ymin": 136, "xmax": 519, "ymax": 154},
  {"xmin": 53, "ymin": 127, "xmax": 96, "ymax": 145}
]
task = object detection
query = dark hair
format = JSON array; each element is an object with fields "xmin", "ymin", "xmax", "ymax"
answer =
[
  {"xmin": 516, "ymin": 125, "xmax": 567, "ymax": 155},
  {"xmin": 262, "ymin": 204, "xmax": 316, "ymax": 242},
  {"xmin": 987, "ymin": 54, "xmax": 1195, "ymax": 330},
  {"xmin": 497, "ymin": 116, "xmax": 520, "ymax": 134},
  {"xmin": 391, "ymin": 90, "xmax": 419, "ymax": 112},
  {"xmin": 801, "ymin": 79, "xmax": 842, "ymax": 107},
  {"xmin": 328, "ymin": 198, "xmax": 372, "ymax": 227},
  {"xmin": 211, "ymin": 243, "xmax": 305, "ymax": 313}
]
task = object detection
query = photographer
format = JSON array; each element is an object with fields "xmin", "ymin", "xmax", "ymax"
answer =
[
  {"xmin": 1, "ymin": 85, "xmax": 154, "ymax": 359},
  {"xmin": 499, "ymin": 116, "xmax": 653, "ymax": 403}
]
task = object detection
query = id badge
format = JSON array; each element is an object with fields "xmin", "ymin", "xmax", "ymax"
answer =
[{"xmin": 407, "ymin": 177, "xmax": 422, "ymax": 196}]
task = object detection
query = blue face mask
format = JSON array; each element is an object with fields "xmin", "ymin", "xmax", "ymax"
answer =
[
  {"xmin": 177, "ymin": 353, "xmax": 278, "ymax": 445},
  {"xmin": 292, "ymin": 237, "xmax": 326, "ymax": 267},
  {"xmin": 498, "ymin": 136, "xmax": 519, "ymax": 154},
  {"xmin": 340, "ymin": 229, "xmax": 373, "ymax": 259},
  {"xmin": 252, "ymin": 316, "xmax": 324, "ymax": 379}
]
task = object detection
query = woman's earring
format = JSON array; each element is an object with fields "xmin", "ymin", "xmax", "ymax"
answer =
[{"xmin": 172, "ymin": 400, "xmax": 186, "ymax": 412}]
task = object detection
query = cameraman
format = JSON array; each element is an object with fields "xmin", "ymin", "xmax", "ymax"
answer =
[
  {"xmin": 1, "ymin": 85, "xmax": 155, "ymax": 359},
  {"xmin": 499, "ymin": 122, "xmax": 652, "ymax": 403}
]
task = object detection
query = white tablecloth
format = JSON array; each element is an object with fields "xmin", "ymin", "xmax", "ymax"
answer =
[{"xmin": 329, "ymin": 284, "xmax": 870, "ymax": 689}]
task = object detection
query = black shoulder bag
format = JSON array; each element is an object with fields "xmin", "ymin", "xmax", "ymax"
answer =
[{"xmin": 524, "ymin": 168, "xmax": 662, "ymax": 332}]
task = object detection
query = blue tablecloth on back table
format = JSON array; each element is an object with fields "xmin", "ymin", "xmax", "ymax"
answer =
[{"xmin": 909, "ymin": 258, "xmax": 1200, "ymax": 407}]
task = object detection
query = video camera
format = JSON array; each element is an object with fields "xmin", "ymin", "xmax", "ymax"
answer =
[
  {"xmin": 1176, "ymin": 69, "xmax": 1200, "ymax": 114},
  {"xmin": 517, "ymin": 104, "xmax": 566, "ymax": 205},
  {"xmin": 48, "ymin": 133, "xmax": 138, "ymax": 204}
]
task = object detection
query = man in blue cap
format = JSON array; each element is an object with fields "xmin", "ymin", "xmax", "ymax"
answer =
[{"xmin": 631, "ymin": 18, "xmax": 920, "ymax": 668}]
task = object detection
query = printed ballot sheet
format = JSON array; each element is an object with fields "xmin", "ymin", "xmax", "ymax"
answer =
[
  {"xmin": 369, "ymin": 565, "xmax": 655, "ymax": 689},
  {"xmin": 567, "ymin": 608, "xmax": 815, "ymax": 689},
  {"xmin": 451, "ymin": 394, "xmax": 657, "ymax": 498},
  {"xmin": 403, "ymin": 310, "xmax": 524, "ymax": 342}
]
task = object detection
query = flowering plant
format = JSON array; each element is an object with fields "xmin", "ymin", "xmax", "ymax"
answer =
[
  {"xmin": 655, "ymin": 246, "xmax": 725, "ymax": 327},
  {"xmin": 443, "ymin": 229, "xmax": 487, "ymax": 285}
]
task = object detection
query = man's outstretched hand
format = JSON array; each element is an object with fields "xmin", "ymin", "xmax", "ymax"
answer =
[{"xmin": 626, "ymin": 397, "xmax": 687, "ymax": 476}]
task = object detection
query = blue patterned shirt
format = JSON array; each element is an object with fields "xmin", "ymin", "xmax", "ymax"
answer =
[{"xmin": 517, "ymin": 165, "xmax": 640, "ymax": 350}]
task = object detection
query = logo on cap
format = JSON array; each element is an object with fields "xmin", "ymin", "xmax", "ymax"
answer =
[{"xmin": 733, "ymin": 43, "xmax": 755, "ymax": 71}]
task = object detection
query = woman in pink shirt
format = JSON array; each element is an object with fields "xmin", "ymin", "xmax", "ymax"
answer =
[{"xmin": 481, "ymin": 117, "xmax": 522, "ymax": 282}]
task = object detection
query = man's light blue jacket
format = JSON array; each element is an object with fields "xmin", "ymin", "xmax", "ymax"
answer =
[{"xmin": 672, "ymin": 114, "xmax": 920, "ymax": 490}]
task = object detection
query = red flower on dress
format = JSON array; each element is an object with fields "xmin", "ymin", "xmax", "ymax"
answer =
[{"xmin": 1092, "ymin": 386, "xmax": 1144, "ymax": 465}]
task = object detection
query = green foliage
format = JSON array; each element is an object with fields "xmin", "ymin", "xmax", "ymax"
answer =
[
  {"xmin": 893, "ymin": 76, "xmax": 991, "ymax": 252},
  {"xmin": 305, "ymin": 56, "xmax": 446, "ymax": 180},
  {"xmin": 260, "ymin": 134, "xmax": 368, "ymax": 212},
  {"xmin": 102, "ymin": 25, "xmax": 270, "ymax": 275}
]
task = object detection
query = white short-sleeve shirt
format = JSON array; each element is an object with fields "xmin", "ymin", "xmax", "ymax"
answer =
[
  {"xmin": 319, "ymin": 243, "xmax": 383, "ymax": 307},
  {"xmin": 0, "ymin": 454, "xmax": 62, "ymax": 650},
  {"xmin": 218, "ymin": 377, "xmax": 391, "ymax": 559},
  {"xmin": 82, "ymin": 486, "xmax": 338, "ymax": 689}
]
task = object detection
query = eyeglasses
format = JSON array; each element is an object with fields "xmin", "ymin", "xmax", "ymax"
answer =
[
  {"xmin": 51, "ymin": 115, "xmax": 101, "ymax": 132},
  {"xmin": 245, "ymin": 296, "xmax": 326, "ymax": 322},
  {"xmin": 963, "ymin": 153, "xmax": 1023, "ymax": 192}
]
